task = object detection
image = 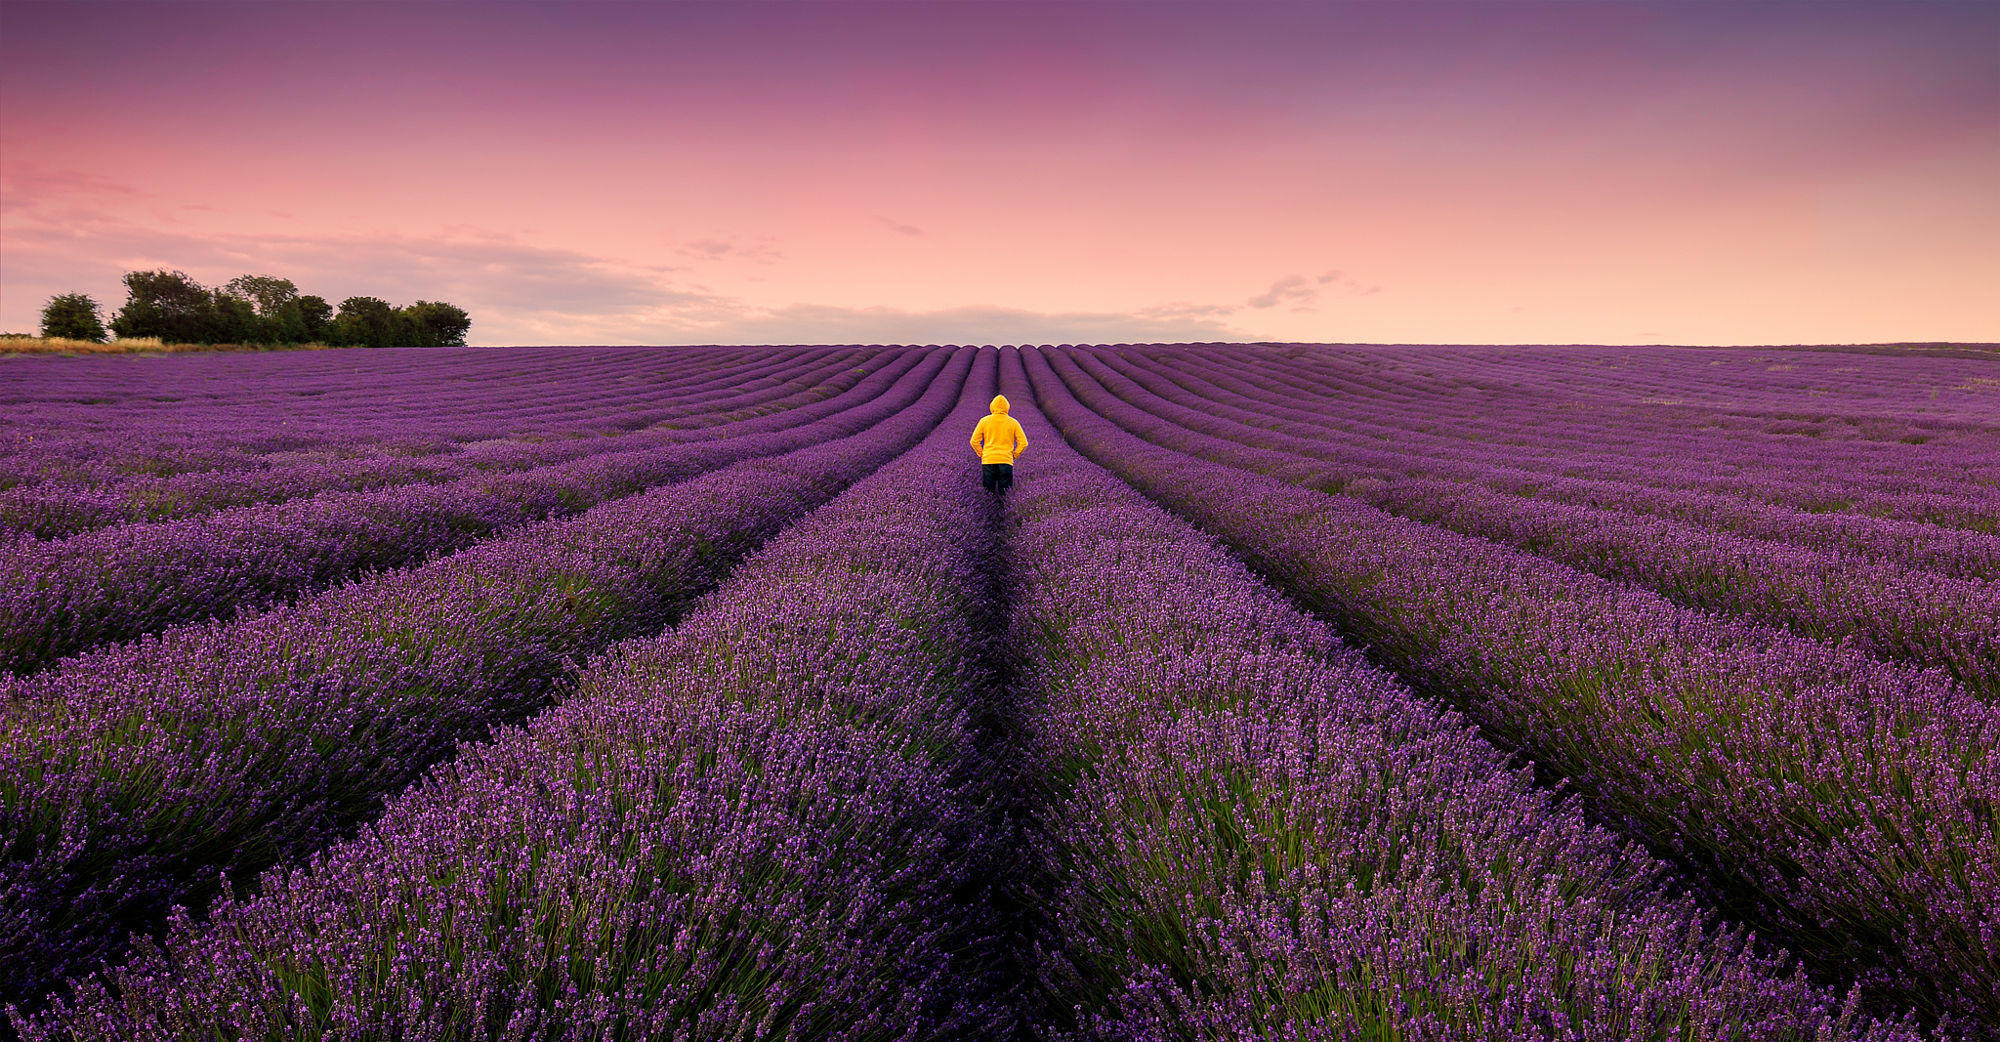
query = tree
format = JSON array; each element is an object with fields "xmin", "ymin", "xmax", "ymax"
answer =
[
  {"xmin": 209, "ymin": 290, "xmax": 261, "ymax": 344},
  {"xmin": 329, "ymin": 296, "xmax": 402, "ymax": 348},
  {"xmin": 220, "ymin": 275, "xmax": 303, "ymax": 343},
  {"xmin": 39, "ymin": 293, "xmax": 107, "ymax": 342},
  {"xmin": 294, "ymin": 295, "xmax": 333, "ymax": 342},
  {"xmin": 221, "ymin": 275, "xmax": 299, "ymax": 317},
  {"xmin": 111, "ymin": 270, "xmax": 220, "ymax": 343},
  {"xmin": 400, "ymin": 300, "xmax": 471, "ymax": 346},
  {"xmin": 255, "ymin": 298, "xmax": 309, "ymax": 344},
  {"xmin": 102, "ymin": 269, "xmax": 463, "ymax": 347}
]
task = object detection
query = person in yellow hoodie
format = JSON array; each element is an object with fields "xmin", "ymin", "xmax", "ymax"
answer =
[{"xmin": 970, "ymin": 394, "xmax": 1028, "ymax": 496}]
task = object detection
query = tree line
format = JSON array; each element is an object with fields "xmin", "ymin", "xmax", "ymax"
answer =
[{"xmin": 39, "ymin": 271, "xmax": 471, "ymax": 347}]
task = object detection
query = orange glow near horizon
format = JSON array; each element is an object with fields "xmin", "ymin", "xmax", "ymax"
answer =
[{"xmin": 2, "ymin": 1, "xmax": 1995, "ymax": 346}]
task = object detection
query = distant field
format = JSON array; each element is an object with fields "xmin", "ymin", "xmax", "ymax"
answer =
[
  {"xmin": 0, "ymin": 335, "xmax": 334, "ymax": 355},
  {"xmin": 3, "ymin": 343, "xmax": 1994, "ymax": 1039}
]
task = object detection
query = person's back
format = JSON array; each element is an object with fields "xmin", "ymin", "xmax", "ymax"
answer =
[{"xmin": 970, "ymin": 395, "xmax": 1027, "ymax": 495}]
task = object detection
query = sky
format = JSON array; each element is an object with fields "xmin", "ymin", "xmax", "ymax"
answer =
[{"xmin": 1, "ymin": 0, "xmax": 1995, "ymax": 347}]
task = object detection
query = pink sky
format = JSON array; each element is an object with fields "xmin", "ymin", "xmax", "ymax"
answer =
[{"xmin": 2, "ymin": 0, "xmax": 1995, "ymax": 346}]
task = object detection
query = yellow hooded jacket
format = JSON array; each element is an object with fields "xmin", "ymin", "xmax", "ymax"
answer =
[{"xmin": 971, "ymin": 395, "xmax": 1028, "ymax": 465}]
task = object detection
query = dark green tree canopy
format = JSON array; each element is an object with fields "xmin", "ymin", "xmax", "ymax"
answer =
[
  {"xmin": 39, "ymin": 293, "xmax": 107, "ymax": 342},
  {"xmin": 221, "ymin": 275, "xmax": 300, "ymax": 318},
  {"xmin": 329, "ymin": 296, "xmax": 401, "ymax": 348},
  {"xmin": 295, "ymin": 295, "xmax": 333, "ymax": 340},
  {"xmin": 111, "ymin": 269, "xmax": 217, "ymax": 343},
  {"xmin": 75, "ymin": 270, "xmax": 469, "ymax": 347},
  {"xmin": 402, "ymin": 300, "xmax": 471, "ymax": 347}
]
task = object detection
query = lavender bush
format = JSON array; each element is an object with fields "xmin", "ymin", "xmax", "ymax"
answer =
[
  {"xmin": 994, "ymin": 352, "xmax": 1918, "ymax": 1040},
  {"xmin": 1133, "ymin": 343, "xmax": 2000, "ymax": 528},
  {"xmin": 1102, "ymin": 345, "xmax": 2000, "ymax": 580},
  {"xmin": 0, "ymin": 345, "xmax": 877, "ymax": 539},
  {"xmin": 0, "ymin": 346, "xmax": 884, "ymax": 479},
  {"xmin": 0, "ymin": 341, "xmax": 1983, "ymax": 1038},
  {"xmin": 1027, "ymin": 345, "xmax": 1998, "ymax": 1033},
  {"xmin": 16, "ymin": 360, "xmax": 1010, "ymax": 1040},
  {"xmin": 0, "ymin": 346, "xmax": 785, "ymax": 490},
  {"xmin": 1057, "ymin": 348, "xmax": 2000, "ymax": 696},
  {"xmin": 0, "ymin": 348, "xmax": 974, "ymax": 1016},
  {"xmin": 0, "ymin": 349, "xmax": 940, "ymax": 672}
]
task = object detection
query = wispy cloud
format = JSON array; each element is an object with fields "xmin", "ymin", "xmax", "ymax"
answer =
[
  {"xmin": 0, "ymin": 204, "xmax": 725, "ymax": 336},
  {"xmin": 675, "ymin": 234, "xmax": 783, "ymax": 264},
  {"xmin": 1247, "ymin": 274, "xmax": 1316, "ymax": 310},
  {"xmin": 0, "ymin": 162, "xmax": 152, "ymax": 207},
  {"xmin": 0, "ymin": 199, "xmax": 1252, "ymax": 345},
  {"xmin": 1133, "ymin": 301, "xmax": 1237, "ymax": 321},
  {"xmin": 874, "ymin": 215, "xmax": 924, "ymax": 237},
  {"xmin": 647, "ymin": 302, "xmax": 1249, "ymax": 346},
  {"xmin": 1248, "ymin": 269, "xmax": 1382, "ymax": 311}
]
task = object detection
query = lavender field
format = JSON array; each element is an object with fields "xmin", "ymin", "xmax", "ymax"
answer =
[{"xmin": 2, "ymin": 342, "xmax": 1996, "ymax": 1040}]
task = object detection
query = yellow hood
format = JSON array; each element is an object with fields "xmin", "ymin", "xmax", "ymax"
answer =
[{"xmin": 972, "ymin": 395, "xmax": 1027, "ymax": 464}]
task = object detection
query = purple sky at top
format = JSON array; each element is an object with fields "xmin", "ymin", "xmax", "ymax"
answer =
[{"xmin": 2, "ymin": 0, "xmax": 1995, "ymax": 345}]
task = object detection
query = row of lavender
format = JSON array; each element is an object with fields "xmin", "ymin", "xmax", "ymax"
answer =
[
  {"xmin": 1153, "ymin": 346, "xmax": 2000, "ymax": 534},
  {"xmin": 0, "ymin": 346, "xmax": 879, "ymax": 539},
  {"xmin": 1060, "ymin": 348, "xmax": 2000, "ymax": 698},
  {"xmin": 1027, "ymin": 346, "xmax": 1998, "ymax": 1033},
  {"xmin": 0, "ymin": 349, "xmax": 974, "ymax": 1016},
  {"xmin": 995, "ymin": 349, "xmax": 1917, "ymax": 1039},
  {"xmin": 0, "ymin": 346, "xmax": 797, "ymax": 489},
  {"xmin": 1392, "ymin": 343, "xmax": 2000, "ymax": 421},
  {"xmin": 1124, "ymin": 343, "xmax": 2000, "ymax": 533},
  {"xmin": 1201, "ymin": 343, "xmax": 2000, "ymax": 511},
  {"xmin": 1130, "ymin": 334, "xmax": 2000, "ymax": 586},
  {"xmin": 0, "ymin": 349, "xmax": 939, "ymax": 673},
  {"xmin": 1111, "ymin": 346, "xmax": 2000, "ymax": 551},
  {"xmin": 15, "ymin": 363, "xmax": 1013, "ymax": 1038}
]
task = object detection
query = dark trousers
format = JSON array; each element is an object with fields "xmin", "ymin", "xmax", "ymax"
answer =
[{"xmin": 981, "ymin": 462, "xmax": 1014, "ymax": 495}]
